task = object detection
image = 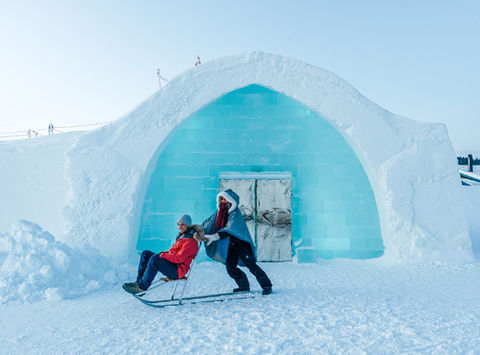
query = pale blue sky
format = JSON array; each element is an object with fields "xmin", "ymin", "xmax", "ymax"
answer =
[{"xmin": 0, "ymin": 1, "xmax": 479, "ymax": 150}]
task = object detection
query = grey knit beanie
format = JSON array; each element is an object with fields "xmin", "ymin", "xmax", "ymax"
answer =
[{"xmin": 177, "ymin": 214, "xmax": 192, "ymax": 227}]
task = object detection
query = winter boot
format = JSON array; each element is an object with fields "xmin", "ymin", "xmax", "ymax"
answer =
[
  {"xmin": 122, "ymin": 282, "xmax": 145, "ymax": 295},
  {"xmin": 262, "ymin": 286, "xmax": 272, "ymax": 295},
  {"xmin": 229, "ymin": 268, "xmax": 250, "ymax": 293},
  {"xmin": 233, "ymin": 287, "xmax": 250, "ymax": 293}
]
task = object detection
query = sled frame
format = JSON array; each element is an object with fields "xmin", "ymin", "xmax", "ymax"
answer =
[{"xmin": 136, "ymin": 247, "xmax": 200, "ymax": 300}]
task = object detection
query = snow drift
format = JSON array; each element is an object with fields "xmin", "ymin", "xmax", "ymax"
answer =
[{"xmin": 0, "ymin": 220, "xmax": 125, "ymax": 304}]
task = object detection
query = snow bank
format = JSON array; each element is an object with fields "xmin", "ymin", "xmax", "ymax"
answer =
[{"xmin": 0, "ymin": 220, "xmax": 125, "ymax": 304}]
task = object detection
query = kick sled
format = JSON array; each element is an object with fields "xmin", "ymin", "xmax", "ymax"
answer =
[{"xmin": 125, "ymin": 250, "xmax": 261, "ymax": 308}]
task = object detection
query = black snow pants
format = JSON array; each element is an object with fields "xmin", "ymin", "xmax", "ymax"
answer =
[{"xmin": 225, "ymin": 236, "xmax": 272, "ymax": 290}]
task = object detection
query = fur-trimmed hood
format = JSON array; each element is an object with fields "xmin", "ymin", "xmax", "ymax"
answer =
[
  {"xmin": 202, "ymin": 189, "xmax": 256, "ymax": 265},
  {"xmin": 216, "ymin": 189, "xmax": 239, "ymax": 213}
]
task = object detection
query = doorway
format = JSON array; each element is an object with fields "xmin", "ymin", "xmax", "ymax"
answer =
[{"xmin": 219, "ymin": 172, "xmax": 292, "ymax": 262}]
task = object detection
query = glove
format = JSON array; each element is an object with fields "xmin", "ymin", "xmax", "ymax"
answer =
[
  {"xmin": 203, "ymin": 233, "xmax": 220, "ymax": 246},
  {"xmin": 192, "ymin": 224, "xmax": 205, "ymax": 242},
  {"xmin": 193, "ymin": 232, "xmax": 203, "ymax": 242}
]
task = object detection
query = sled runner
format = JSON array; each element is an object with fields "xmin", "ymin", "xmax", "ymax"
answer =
[{"xmin": 133, "ymin": 289, "xmax": 261, "ymax": 308}]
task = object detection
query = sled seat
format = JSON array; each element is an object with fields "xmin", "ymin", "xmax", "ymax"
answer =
[{"xmin": 160, "ymin": 276, "xmax": 188, "ymax": 282}]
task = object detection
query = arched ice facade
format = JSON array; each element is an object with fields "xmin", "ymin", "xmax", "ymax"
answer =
[{"xmin": 63, "ymin": 52, "xmax": 472, "ymax": 263}]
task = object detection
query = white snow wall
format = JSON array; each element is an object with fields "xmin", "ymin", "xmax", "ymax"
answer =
[
  {"xmin": 62, "ymin": 51, "xmax": 471, "ymax": 263},
  {"xmin": 0, "ymin": 132, "xmax": 82, "ymax": 238}
]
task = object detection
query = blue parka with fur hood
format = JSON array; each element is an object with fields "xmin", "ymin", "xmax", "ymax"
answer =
[{"xmin": 201, "ymin": 189, "xmax": 256, "ymax": 265}]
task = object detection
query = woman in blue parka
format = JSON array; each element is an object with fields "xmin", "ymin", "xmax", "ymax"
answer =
[{"xmin": 202, "ymin": 189, "xmax": 272, "ymax": 295}]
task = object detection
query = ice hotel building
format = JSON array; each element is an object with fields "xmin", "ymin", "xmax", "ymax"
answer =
[{"xmin": 16, "ymin": 52, "xmax": 473, "ymax": 263}]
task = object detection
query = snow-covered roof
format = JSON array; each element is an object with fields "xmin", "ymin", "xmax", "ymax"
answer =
[{"xmin": 62, "ymin": 51, "xmax": 471, "ymax": 262}]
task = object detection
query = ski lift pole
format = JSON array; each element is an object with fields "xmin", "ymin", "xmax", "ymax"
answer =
[{"xmin": 157, "ymin": 68, "xmax": 168, "ymax": 89}]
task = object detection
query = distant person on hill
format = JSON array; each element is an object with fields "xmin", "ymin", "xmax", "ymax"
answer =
[
  {"xmin": 201, "ymin": 189, "xmax": 273, "ymax": 295},
  {"xmin": 122, "ymin": 214, "xmax": 202, "ymax": 295}
]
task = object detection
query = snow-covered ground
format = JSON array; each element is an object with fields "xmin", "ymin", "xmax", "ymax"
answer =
[
  {"xmin": 0, "ymin": 221, "xmax": 479, "ymax": 354},
  {"xmin": 1, "ymin": 219, "xmax": 479, "ymax": 353},
  {"xmin": 1, "ymin": 259, "xmax": 479, "ymax": 354},
  {"xmin": 1, "ymin": 52, "xmax": 479, "ymax": 353}
]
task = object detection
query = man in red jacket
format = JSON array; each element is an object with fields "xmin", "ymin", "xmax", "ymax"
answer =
[{"xmin": 122, "ymin": 214, "xmax": 199, "ymax": 295}]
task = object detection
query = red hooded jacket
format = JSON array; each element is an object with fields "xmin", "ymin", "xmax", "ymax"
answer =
[{"xmin": 159, "ymin": 237, "xmax": 199, "ymax": 279}]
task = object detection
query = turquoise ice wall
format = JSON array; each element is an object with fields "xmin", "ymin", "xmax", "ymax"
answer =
[{"xmin": 137, "ymin": 85, "xmax": 384, "ymax": 260}]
